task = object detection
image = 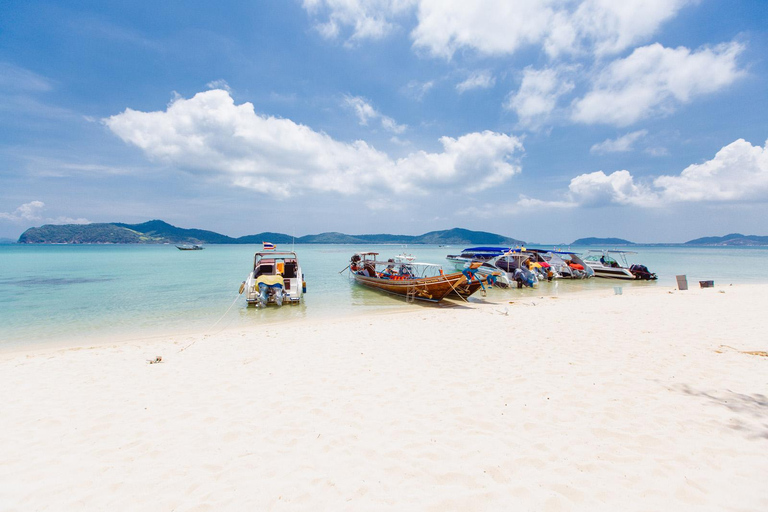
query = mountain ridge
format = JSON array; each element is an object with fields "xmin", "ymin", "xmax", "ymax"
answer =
[{"xmin": 17, "ymin": 220, "xmax": 525, "ymax": 246}]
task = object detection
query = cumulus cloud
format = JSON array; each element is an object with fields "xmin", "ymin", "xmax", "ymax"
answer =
[
  {"xmin": 505, "ymin": 67, "xmax": 574, "ymax": 129},
  {"xmin": 590, "ymin": 130, "xmax": 648, "ymax": 154},
  {"xmin": 343, "ymin": 95, "xmax": 406, "ymax": 133},
  {"xmin": 0, "ymin": 201, "xmax": 89, "ymax": 225},
  {"xmin": 0, "ymin": 201, "xmax": 46, "ymax": 222},
  {"xmin": 654, "ymin": 138, "xmax": 768, "ymax": 202},
  {"xmin": 104, "ymin": 89, "xmax": 523, "ymax": 201},
  {"xmin": 572, "ymin": 42, "xmax": 744, "ymax": 126},
  {"xmin": 568, "ymin": 170, "xmax": 657, "ymax": 206},
  {"xmin": 550, "ymin": 0, "xmax": 692, "ymax": 58},
  {"xmin": 412, "ymin": 1, "xmax": 553, "ymax": 59},
  {"xmin": 456, "ymin": 71, "xmax": 495, "ymax": 93},
  {"xmin": 564, "ymin": 138, "xmax": 768, "ymax": 207},
  {"xmin": 303, "ymin": 1, "xmax": 690, "ymax": 59}
]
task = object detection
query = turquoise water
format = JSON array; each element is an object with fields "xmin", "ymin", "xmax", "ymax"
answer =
[{"xmin": 1, "ymin": 244, "xmax": 766, "ymax": 350}]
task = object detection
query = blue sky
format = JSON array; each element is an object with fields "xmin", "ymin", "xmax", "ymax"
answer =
[{"xmin": 1, "ymin": 0, "xmax": 767, "ymax": 243}]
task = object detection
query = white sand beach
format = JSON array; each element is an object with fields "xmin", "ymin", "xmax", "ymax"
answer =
[{"xmin": 1, "ymin": 284, "xmax": 766, "ymax": 511}]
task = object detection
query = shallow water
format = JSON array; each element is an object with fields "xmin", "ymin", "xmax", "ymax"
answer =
[{"xmin": 1, "ymin": 243, "xmax": 765, "ymax": 349}]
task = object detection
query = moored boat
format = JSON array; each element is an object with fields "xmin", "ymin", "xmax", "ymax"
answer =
[
  {"xmin": 583, "ymin": 250, "xmax": 657, "ymax": 280},
  {"xmin": 446, "ymin": 246, "xmax": 515, "ymax": 287},
  {"xmin": 349, "ymin": 252, "xmax": 483, "ymax": 302},
  {"xmin": 527, "ymin": 249, "xmax": 594, "ymax": 279},
  {"xmin": 486, "ymin": 249, "xmax": 542, "ymax": 287},
  {"xmin": 241, "ymin": 248, "xmax": 306, "ymax": 307},
  {"xmin": 176, "ymin": 244, "xmax": 204, "ymax": 250}
]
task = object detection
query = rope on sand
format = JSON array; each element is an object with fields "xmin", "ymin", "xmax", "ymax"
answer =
[{"xmin": 178, "ymin": 292, "xmax": 243, "ymax": 353}]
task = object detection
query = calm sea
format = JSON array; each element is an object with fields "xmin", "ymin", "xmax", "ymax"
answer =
[{"xmin": 1, "ymin": 243, "xmax": 766, "ymax": 350}]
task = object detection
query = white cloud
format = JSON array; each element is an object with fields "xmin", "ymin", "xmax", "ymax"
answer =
[
  {"xmin": 403, "ymin": 79, "xmax": 434, "ymax": 100},
  {"xmin": 563, "ymin": 138, "xmax": 768, "ymax": 207},
  {"xmin": 0, "ymin": 201, "xmax": 45, "ymax": 222},
  {"xmin": 343, "ymin": 95, "xmax": 407, "ymax": 133},
  {"xmin": 572, "ymin": 42, "xmax": 744, "ymax": 126},
  {"xmin": 568, "ymin": 170, "xmax": 657, "ymax": 206},
  {"xmin": 302, "ymin": 0, "xmax": 416, "ymax": 43},
  {"xmin": 104, "ymin": 89, "xmax": 523, "ymax": 202},
  {"xmin": 344, "ymin": 95, "xmax": 378, "ymax": 125},
  {"xmin": 411, "ymin": 0, "xmax": 553, "ymax": 59},
  {"xmin": 644, "ymin": 146, "xmax": 669, "ymax": 157},
  {"xmin": 301, "ymin": 1, "xmax": 690, "ymax": 58},
  {"xmin": 206, "ymin": 79, "xmax": 232, "ymax": 92},
  {"xmin": 552, "ymin": 0, "xmax": 692, "ymax": 58},
  {"xmin": 458, "ymin": 195, "xmax": 576, "ymax": 217},
  {"xmin": 410, "ymin": 0, "xmax": 691, "ymax": 59},
  {"xmin": 590, "ymin": 130, "xmax": 648, "ymax": 154},
  {"xmin": 654, "ymin": 138, "xmax": 768, "ymax": 202},
  {"xmin": 456, "ymin": 71, "xmax": 495, "ymax": 93},
  {"xmin": 0, "ymin": 201, "xmax": 89, "ymax": 225},
  {"xmin": 505, "ymin": 67, "xmax": 574, "ymax": 129}
]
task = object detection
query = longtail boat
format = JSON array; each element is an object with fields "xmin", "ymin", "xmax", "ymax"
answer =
[{"xmin": 349, "ymin": 252, "xmax": 486, "ymax": 302}]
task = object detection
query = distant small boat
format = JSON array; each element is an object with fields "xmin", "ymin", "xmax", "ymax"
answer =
[{"xmin": 176, "ymin": 244, "xmax": 204, "ymax": 250}]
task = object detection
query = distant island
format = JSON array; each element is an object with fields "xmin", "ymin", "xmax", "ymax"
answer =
[
  {"xmin": 571, "ymin": 237, "xmax": 635, "ymax": 245},
  {"xmin": 684, "ymin": 233, "xmax": 768, "ymax": 246},
  {"xmin": 17, "ymin": 220, "xmax": 525, "ymax": 246},
  {"xmin": 12, "ymin": 222, "xmax": 768, "ymax": 246}
]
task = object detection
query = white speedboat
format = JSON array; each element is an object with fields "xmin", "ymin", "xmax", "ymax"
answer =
[
  {"xmin": 582, "ymin": 250, "xmax": 657, "ymax": 280},
  {"xmin": 528, "ymin": 249, "xmax": 594, "ymax": 279},
  {"xmin": 241, "ymin": 250, "xmax": 305, "ymax": 307}
]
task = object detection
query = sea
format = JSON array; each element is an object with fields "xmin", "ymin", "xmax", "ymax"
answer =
[{"xmin": 1, "ymin": 243, "xmax": 766, "ymax": 351}]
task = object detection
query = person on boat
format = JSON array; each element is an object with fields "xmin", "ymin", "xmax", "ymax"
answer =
[{"xmin": 382, "ymin": 260, "xmax": 396, "ymax": 279}]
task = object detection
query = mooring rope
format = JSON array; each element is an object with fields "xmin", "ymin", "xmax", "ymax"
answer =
[{"xmin": 178, "ymin": 291, "xmax": 243, "ymax": 353}]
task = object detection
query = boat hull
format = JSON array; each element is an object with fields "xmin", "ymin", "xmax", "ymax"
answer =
[
  {"xmin": 447, "ymin": 278, "xmax": 487, "ymax": 299},
  {"xmin": 588, "ymin": 266, "xmax": 636, "ymax": 279},
  {"xmin": 352, "ymin": 272, "xmax": 468, "ymax": 302}
]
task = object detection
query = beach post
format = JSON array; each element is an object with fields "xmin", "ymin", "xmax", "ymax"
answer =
[{"xmin": 676, "ymin": 275, "xmax": 688, "ymax": 290}]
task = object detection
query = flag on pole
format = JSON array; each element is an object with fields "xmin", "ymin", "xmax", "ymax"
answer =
[{"xmin": 262, "ymin": 242, "xmax": 275, "ymax": 251}]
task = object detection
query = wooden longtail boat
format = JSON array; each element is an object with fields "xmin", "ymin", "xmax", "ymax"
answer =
[{"xmin": 349, "ymin": 252, "xmax": 484, "ymax": 302}]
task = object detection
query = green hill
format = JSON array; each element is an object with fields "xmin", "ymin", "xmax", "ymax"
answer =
[
  {"xmin": 685, "ymin": 233, "xmax": 768, "ymax": 246},
  {"xmin": 17, "ymin": 220, "xmax": 524, "ymax": 246},
  {"xmin": 18, "ymin": 223, "xmax": 145, "ymax": 244}
]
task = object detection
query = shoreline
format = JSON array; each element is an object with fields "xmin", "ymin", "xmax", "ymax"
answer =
[
  {"xmin": 1, "ymin": 280, "xmax": 664, "ymax": 357},
  {"xmin": 0, "ymin": 281, "xmax": 752, "ymax": 358},
  {"xmin": 2, "ymin": 283, "xmax": 766, "ymax": 510}
]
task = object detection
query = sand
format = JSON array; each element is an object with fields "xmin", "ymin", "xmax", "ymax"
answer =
[{"xmin": 1, "ymin": 284, "xmax": 766, "ymax": 511}]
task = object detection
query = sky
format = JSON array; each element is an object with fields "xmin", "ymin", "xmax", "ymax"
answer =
[{"xmin": 1, "ymin": 0, "xmax": 767, "ymax": 243}]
